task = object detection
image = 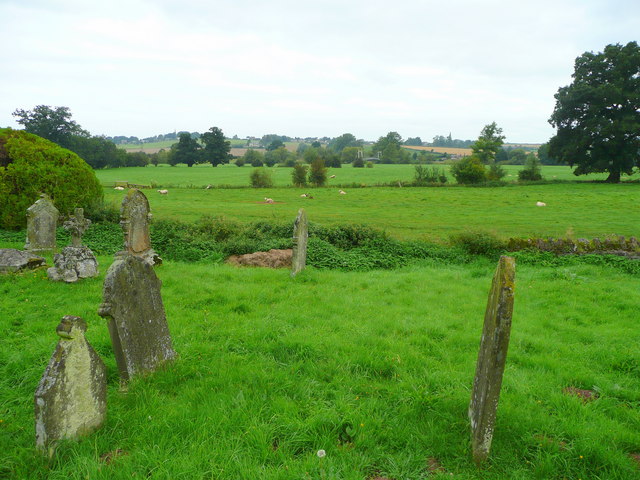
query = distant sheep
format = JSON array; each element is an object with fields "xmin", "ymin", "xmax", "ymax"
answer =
[
  {"xmin": 114, "ymin": 186, "xmax": 125, "ymax": 190},
  {"xmin": 205, "ymin": 184, "xmax": 212, "ymax": 189},
  {"xmin": 339, "ymin": 190, "xmax": 347, "ymax": 195},
  {"xmin": 300, "ymin": 194, "xmax": 307, "ymax": 197},
  {"xmin": 264, "ymin": 197, "xmax": 274, "ymax": 204},
  {"xmin": 158, "ymin": 189, "xmax": 169, "ymax": 195},
  {"xmin": 536, "ymin": 201, "xmax": 546, "ymax": 207},
  {"xmin": 330, "ymin": 174, "xmax": 336, "ymax": 178}
]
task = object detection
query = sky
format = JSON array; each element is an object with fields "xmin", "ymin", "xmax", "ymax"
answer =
[{"xmin": 1, "ymin": 0, "xmax": 638, "ymax": 143}]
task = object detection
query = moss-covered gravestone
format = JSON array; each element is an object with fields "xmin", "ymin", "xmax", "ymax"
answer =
[
  {"xmin": 118, "ymin": 189, "xmax": 161, "ymax": 265},
  {"xmin": 25, "ymin": 193, "xmax": 59, "ymax": 253},
  {"xmin": 34, "ymin": 316, "xmax": 106, "ymax": 457},
  {"xmin": 290, "ymin": 208, "xmax": 308, "ymax": 277},
  {"xmin": 98, "ymin": 254, "xmax": 176, "ymax": 381},
  {"xmin": 468, "ymin": 256, "xmax": 516, "ymax": 465}
]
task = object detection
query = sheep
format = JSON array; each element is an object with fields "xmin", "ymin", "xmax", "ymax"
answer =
[
  {"xmin": 158, "ymin": 189, "xmax": 169, "ymax": 195},
  {"xmin": 114, "ymin": 186, "xmax": 125, "ymax": 191},
  {"xmin": 205, "ymin": 184, "xmax": 212, "ymax": 189},
  {"xmin": 264, "ymin": 197, "xmax": 274, "ymax": 204},
  {"xmin": 300, "ymin": 194, "xmax": 307, "ymax": 198},
  {"xmin": 339, "ymin": 190, "xmax": 346, "ymax": 195},
  {"xmin": 330, "ymin": 174, "xmax": 336, "ymax": 178},
  {"xmin": 536, "ymin": 201, "xmax": 546, "ymax": 207}
]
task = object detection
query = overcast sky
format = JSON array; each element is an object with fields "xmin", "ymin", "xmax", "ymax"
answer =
[{"xmin": 1, "ymin": 0, "xmax": 638, "ymax": 143}]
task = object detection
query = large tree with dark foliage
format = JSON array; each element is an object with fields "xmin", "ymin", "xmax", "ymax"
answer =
[
  {"xmin": 169, "ymin": 133, "xmax": 201, "ymax": 167},
  {"xmin": 201, "ymin": 127, "xmax": 231, "ymax": 167},
  {"xmin": 548, "ymin": 42, "xmax": 640, "ymax": 182},
  {"xmin": 12, "ymin": 105, "xmax": 89, "ymax": 148}
]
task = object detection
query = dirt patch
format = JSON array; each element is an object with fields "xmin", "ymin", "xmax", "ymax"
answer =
[
  {"xmin": 426, "ymin": 457, "xmax": 446, "ymax": 474},
  {"xmin": 629, "ymin": 453, "xmax": 640, "ymax": 469},
  {"xmin": 226, "ymin": 249, "xmax": 292, "ymax": 268},
  {"xmin": 563, "ymin": 386, "xmax": 599, "ymax": 403}
]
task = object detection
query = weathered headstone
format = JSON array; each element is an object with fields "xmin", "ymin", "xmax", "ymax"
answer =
[
  {"xmin": 34, "ymin": 316, "xmax": 107, "ymax": 457},
  {"xmin": 468, "ymin": 256, "xmax": 516, "ymax": 465},
  {"xmin": 290, "ymin": 208, "xmax": 308, "ymax": 277},
  {"xmin": 98, "ymin": 254, "xmax": 175, "ymax": 380},
  {"xmin": 47, "ymin": 208, "xmax": 99, "ymax": 282},
  {"xmin": 118, "ymin": 189, "xmax": 161, "ymax": 265},
  {"xmin": 0, "ymin": 249, "xmax": 46, "ymax": 274},
  {"xmin": 25, "ymin": 194, "xmax": 59, "ymax": 253}
]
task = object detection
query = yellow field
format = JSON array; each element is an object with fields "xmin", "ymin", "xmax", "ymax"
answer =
[{"xmin": 403, "ymin": 145, "xmax": 473, "ymax": 156}]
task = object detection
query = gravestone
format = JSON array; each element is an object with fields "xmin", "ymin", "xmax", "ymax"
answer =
[
  {"xmin": 468, "ymin": 256, "xmax": 516, "ymax": 465},
  {"xmin": 47, "ymin": 208, "xmax": 99, "ymax": 282},
  {"xmin": 98, "ymin": 254, "xmax": 175, "ymax": 380},
  {"xmin": 118, "ymin": 189, "xmax": 161, "ymax": 265},
  {"xmin": 34, "ymin": 316, "xmax": 107, "ymax": 457},
  {"xmin": 290, "ymin": 208, "xmax": 308, "ymax": 277},
  {"xmin": 0, "ymin": 249, "xmax": 46, "ymax": 274},
  {"xmin": 25, "ymin": 194, "xmax": 59, "ymax": 253}
]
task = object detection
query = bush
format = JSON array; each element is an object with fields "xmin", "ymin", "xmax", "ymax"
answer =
[
  {"xmin": 450, "ymin": 231, "xmax": 506, "ymax": 257},
  {"xmin": 366, "ymin": 161, "xmax": 374, "ymax": 168},
  {"xmin": 352, "ymin": 157, "xmax": 364, "ymax": 168},
  {"xmin": 234, "ymin": 157, "xmax": 246, "ymax": 167},
  {"xmin": 249, "ymin": 168, "xmax": 273, "ymax": 188},
  {"xmin": 450, "ymin": 156, "xmax": 487, "ymax": 184},
  {"xmin": 518, "ymin": 154, "xmax": 543, "ymax": 181},
  {"xmin": 292, "ymin": 164, "xmax": 308, "ymax": 187},
  {"xmin": 243, "ymin": 149, "xmax": 264, "ymax": 167},
  {"xmin": 308, "ymin": 157, "xmax": 327, "ymax": 186},
  {"xmin": 413, "ymin": 165, "xmax": 447, "ymax": 185},
  {"xmin": 0, "ymin": 128, "xmax": 104, "ymax": 229},
  {"xmin": 487, "ymin": 162, "xmax": 506, "ymax": 181}
]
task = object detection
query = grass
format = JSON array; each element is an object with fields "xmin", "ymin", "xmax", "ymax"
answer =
[
  {"xmin": 98, "ymin": 181, "xmax": 640, "ymax": 242},
  {"xmin": 1, "ymin": 255, "xmax": 640, "ymax": 479}
]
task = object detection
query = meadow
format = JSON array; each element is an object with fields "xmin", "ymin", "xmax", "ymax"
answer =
[{"xmin": 2, "ymin": 164, "xmax": 640, "ymax": 479}]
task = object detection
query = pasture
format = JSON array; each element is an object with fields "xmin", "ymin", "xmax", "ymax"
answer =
[{"xmin": 2, "ymin": 164, "xmax": 640, "ymax": 479}]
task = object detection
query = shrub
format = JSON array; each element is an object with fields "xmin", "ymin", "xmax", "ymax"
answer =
[
  {"xmin": 518, "ymin": 154, "xmax": 543, "ymax": 181},
  {"xmin": 366, "ymin": 161, "xmax": 374, "ymax": 168},
  {"xmin": 413, "ymin": 165, "xmax": 447, "ymax": 185},
  {"xmin": 249, "ymin": 168, "xmax": 273, "ymax": 188},
  {"xmin": 450, "ymin": 155, "xmax": 487, "ymax": 184},
  {"xmin": 352, "ymin": 157, "xmax": 364, "ymax": 168},
  {"xmin": 0, "ymin": 128, "xmax": 103, "ymax": 229},
  {"xmin": 308, "ymin": 157, "xmax": 327, "ymax": 186},
  {"xmin": 450, "ymin": 231, "xmax": 506, "ymax": 257},
  {"xmin": 292, "ymin": 163, "xmax": 308, "ymax": 187},
  {"xmin": 487, "ymin": 162, "xmax": 506, "ymax": 181},
  {"xmin": 234, "ymin": 157, "xmax": 245, "ymax": 167},
  {"xmin": 243, "ymin": 149, "xmax": 264, "ymax": 167}
]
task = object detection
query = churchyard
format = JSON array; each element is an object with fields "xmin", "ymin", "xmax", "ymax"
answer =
[{"xmin": 1, "ymin": 169, "xmax": 640, "ymax": 479}]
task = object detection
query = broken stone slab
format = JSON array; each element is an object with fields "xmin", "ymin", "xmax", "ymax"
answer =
[
  {"xmin": 117, "ymin": 189, "xmax": 161, "ymax": 265},
  {"xmin": 226, "ymin": 249, "xmax": 292, "ymax": 269},
  {"xmin": 47, "ymin": 246, "xmax": 99, "ymax": 283},
  {"xmin": 469, "ymin": 255, "xmax": 516, "ymax": 465},
  {"xmin": 0, "ymin": 249, "xmax": 46, "ymax": 274},
  {"xmin": 98, "ymin": 254, "xmax": 175, "ymax": 381},
  {"xmin": 25, "ymin": 193, "xmax": 59, "ymax": 253},
  {"xmin": 291, "ymin": 208, "xmax": 308, "ymax": 277},
  {"xmin": 34, "ymin": 316, "xmax": 107, "ymax": 457}
]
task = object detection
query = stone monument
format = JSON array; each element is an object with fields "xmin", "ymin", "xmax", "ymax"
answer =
[
  {"xmin": 290, "ymin": 208, "xmax": 308, "ymax": 277},
  {"xmin": 47, "ymin": 208, "xmax": 99, "ymax": 282},
  {"xmin": 98, "ymin": 254, "xmax": 176, "ymax": 381},
  {"xmin": 118, "ymin": 189, "xmax": 161, "ymax": 265},
  {"xmin": 468, "ymin": 256, "xmax": 516, "ymax": 465},
  {"xmin": 25, "ymin": 194, "xmax": 59, "ymax": 253},
  {"xmin": 34, "ymin": 316, "xmax": 107, "ymax": 457},
  {"xmin": 0, "ymin": 249, "xmax": 46, "ymax": 274}
]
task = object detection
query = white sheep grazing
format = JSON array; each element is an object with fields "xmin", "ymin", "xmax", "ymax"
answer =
[
  {"xmin": 300, "ymin": 193, "xmax": 307, "ymax": 198},
  {"xmin": 330, "ymin": 174, "xmax": 336, "ymax": 178},
  {"xmin": 158, "ymin": 189, "xmax": 169, "ymax": 195},
  {"xmin": 205, "ymin": 184, "xmax": 212, "ymax": 189},
  {"xmin": 264, "ymin": 197, "xmax": 274, "ymax": 204},
  {"xmin": 536, "ymin": 201, "xmax": 546, "ymax": 207},
  {"xmin": 114, "ymin": 186, "xmax": 125, "ymax": 190},
  {"xmin": 339, "ymin": 190, "xmax": 346, "ymax": 195}
]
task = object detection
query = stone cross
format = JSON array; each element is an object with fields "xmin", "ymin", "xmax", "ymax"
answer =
[
  {"xmin": 34, "ymin": 316, "xmax": 107, "ymax": 457},
  {"xmin": 25, "ymin": 194, "xmax": 59, "ymax": 253},
  {"xmin": 468, "ymin": 255, "xmax": 516, "ymax": 465},
  {"xmin": 291, "ymin": 208, "xmax": 308, "ymax": 277},
  {"xmin": 63, "ymin": 208, "xmax": 91, "ymax": 247},
  {"xmin": 118, "ymin": 189, "xmax": 161, "ymax": 265},
  {"xmin": 98, "ymin": 255, "xmax": 176, "ymax": 381}
]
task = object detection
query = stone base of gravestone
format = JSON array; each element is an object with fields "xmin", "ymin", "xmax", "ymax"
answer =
[
  {"xmin": 47, "ymin": 246, "xmax": 99, "ymax": 283},
  {"xmin": 0, "ymin": 249, "xmax": 46, "ymax": 274},
  {"xmin": 98, "ymin": 255, "xmax": 175, "ymax": 380},
  {"xmin": 35, "ymin": 316, "xmax": 107, "ymax": 457},
  {"xmin": 115, "ymin": 249, "xmax": 162, "ymax": 266}
]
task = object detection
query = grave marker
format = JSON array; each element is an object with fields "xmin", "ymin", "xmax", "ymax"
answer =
[
  {"xmin": 25, "ymin": 194, "xmax": 59, "ymax": 253},
  {"xmin": 34, "ymin": 316, "xmax": 106, "ymax": 457},
  {"xmin": 119, "ymin": 189, "xmax": 161, "ymax": 265},
  {"xmin": 291, "ymin": 208, "xmax": 308, "ymax": 277},
  {"xmin": 47, "ymin": 208, "xmax": 98, "ymax": 282},
  {"xmin": 468, "ymin": 256, "xmax": 516, "ymax": 465}
]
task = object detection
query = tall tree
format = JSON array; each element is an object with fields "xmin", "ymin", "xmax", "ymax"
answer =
[
  {"xmin": 169, "ymin": 133, "xmax": 201, "ymax": 167},
  {"xmin": 328, "ymin": 133, "xmax": 361, "ymax": 153},
  {"xmin": 12, "ymin": 105, "xmax": 89, "ymax": 148},
  {"xmin": 471, "ymin": 122, "xmax": 505, "ymax": 164},
  {"xmin": 548, "ymin": 42, "xmax": 640, "ymax": 182},
  {"xmin": 372, "ymin": 131, "xmax": 405, "ymax": 163},
  {"xmin": 200, "ymin": 127, "xmax": 231, "ymax": 167}
]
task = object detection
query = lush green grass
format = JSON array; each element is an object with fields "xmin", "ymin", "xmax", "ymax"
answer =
[
  {"xmin": 2, "ymin": 256, "xmax": 640, "ymax": 479},
  {"xmin": 98, "ymin": 181, "xmax": 640, "ymax": 242},
  {"xmin": 95, "ymin": 164, "xmax": 627, "ymax": 188}
]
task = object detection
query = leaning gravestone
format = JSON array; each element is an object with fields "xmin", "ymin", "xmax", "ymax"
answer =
[
  {"xmin": 34, "ymin": 316, "xmax": 107, "ymax": 457},
  {"xmin": 290, "ymin": 208, "xmax": 308, "ymax": 277},
  {"xmin": 98, "ymin": 254, "xmax": 175, "ymax": 381},
  {"xmin": 468, "ymin": 255, "xmax": 516, "ymax": 465},
  {"xmin": 118, "ymin": 189, "xmax": 161, "ymax": 265},
  {"xmin": 25, "ymin": 194, "xmax": 59, "ymax": 253},
  {"xmin": 47, "ymin": 208, "xmax": 99, "ymax": 282},
  {"xmin": 0, "ymin": 249, "xmax": 46, "ymax": 274}
]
